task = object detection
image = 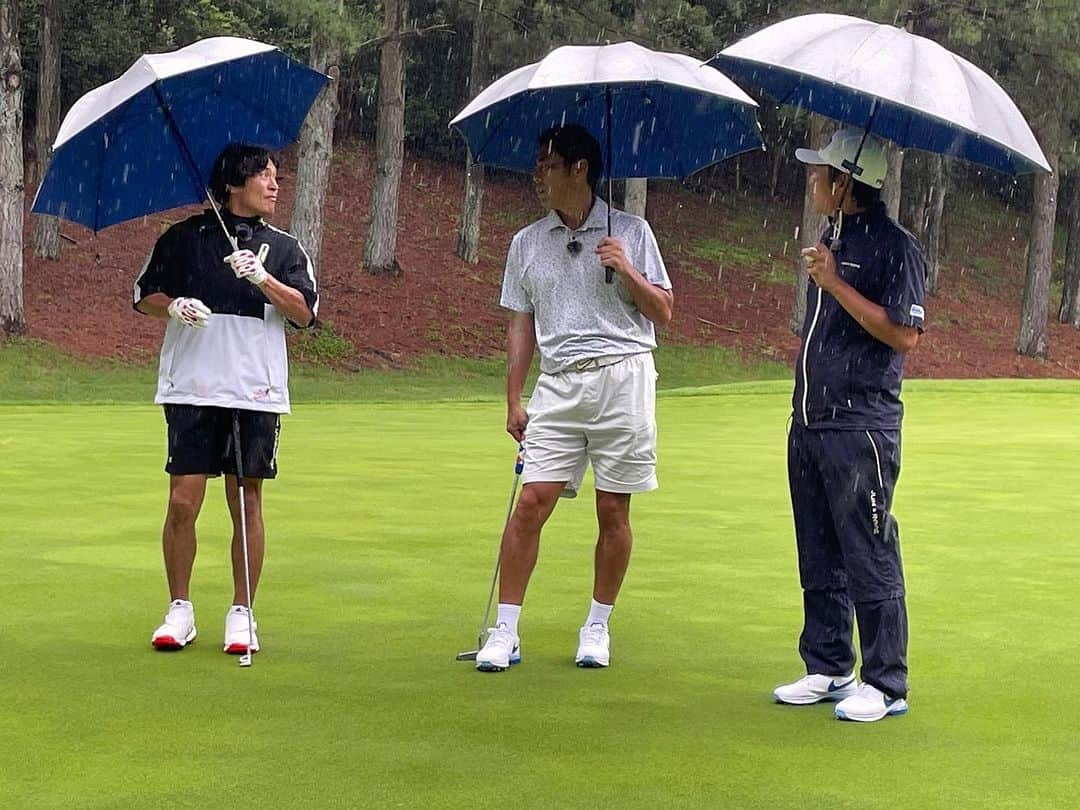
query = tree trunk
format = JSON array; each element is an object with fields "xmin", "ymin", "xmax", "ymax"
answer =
[
  {"xmin": 623, "ymin": 178, "xmax": 646, "ymax": 218},
  {"xmin": 363, "ymin": 0, "xmax": 407, "ymax": 276},
  {"xmin": 30, "ymin": 0, "xmax": 59, "ymax": 259},
  {"xmin": 1016, "ymin": 152, "xmax": 1059, "ymax": 357},
  {"xmin": 291, "ymin": 24, "xmax": 340, "ymax": 278},
  {"xmin": 924, "ymin": 155, "xmax": 948, "ymax": 296},
  {"xmin": 791, "ymin": 116, "xmax": 831, "ymax": 335},
  {"xmin": 881, "ymin": 143, "xmax": 903, "ymax": 221},
  {"xmin": 29, "ymin": 0, "xmax": 58, "ymax": 260},
  {"xmin": 0, "ymin": 0, "xmax": 24, "ymax": 335},
  {"xmin": 1058, "ymin": 173, "xmax": 1080, "ymax": 327},
  {"xmin": 900, "ymin": 151, "xmax": 928, "ymax": 240},
  {"xmin": 455, "ymin": 0, "xmax": 485, "ymax": 264}
]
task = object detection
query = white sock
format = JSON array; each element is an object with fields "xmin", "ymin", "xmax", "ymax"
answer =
[
  {"xmin": 496, "ymin": 603, "xmax": 521, "ymax": 635},
  {"xmin": 585, "ymin": 598, "xmax": 613, "ymax": 627}
]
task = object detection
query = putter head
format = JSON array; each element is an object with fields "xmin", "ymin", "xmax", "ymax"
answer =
[
  {"xmin": 456, "ymin": 650, "xmax": 478, "ymax": 661},
  {"xmin": 238, "ymin": 653, "xmax": 252, "ymax": 668}
]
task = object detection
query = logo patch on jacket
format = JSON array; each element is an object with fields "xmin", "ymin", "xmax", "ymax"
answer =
[{"xmin": 909, "ymin": 304, "xmax": 925, "ymax": 319}]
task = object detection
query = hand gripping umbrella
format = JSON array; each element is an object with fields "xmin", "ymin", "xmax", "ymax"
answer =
[{"xmin": 451, "ymin": 41, "xmax": 764, "ymax": 282}]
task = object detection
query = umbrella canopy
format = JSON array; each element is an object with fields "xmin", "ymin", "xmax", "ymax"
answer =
[
  {"xmin": 32, "ymin": 36, "xmax": 328, "ymax": 231},
  {"xmin": 707, "ymin": 13, "xmax": 1050, "ymax": 175},
  {"xmin": 450, "ymin": 41, "xmax": 763, "ymax": 179}
]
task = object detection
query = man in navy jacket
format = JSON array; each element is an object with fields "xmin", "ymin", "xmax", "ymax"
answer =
[{"xmin": 773, "ymin": 129, "xmax": 926, "ymax": 723}]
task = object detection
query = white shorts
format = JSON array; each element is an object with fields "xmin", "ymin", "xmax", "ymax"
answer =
[{"xmin": 522, "ymin": 353, "xmax": 658, "ymax": 497}]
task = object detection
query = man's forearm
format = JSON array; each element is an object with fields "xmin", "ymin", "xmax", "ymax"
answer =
[
  {"xmin": 506, "ymin": 316, "xmax": 536, "ymax": 405},
  {"xmin": 136, "ymin": 292, "xmax": 173, "ymax": 319},
  {"xmin": 829, "ymin": 281, "xmax": 919, "ymax": 354},
  {"xmin": 624, "ymin": 270, "xmax": 673, "ymax": 326},
  {"xmin": 260, "ymin": 276, "xmax": 314, "ymax": 327}
]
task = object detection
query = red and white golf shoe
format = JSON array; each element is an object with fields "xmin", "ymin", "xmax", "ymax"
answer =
[{"xmin": 151, "ymin": 599, "xmax": 197, "ymax": 650}]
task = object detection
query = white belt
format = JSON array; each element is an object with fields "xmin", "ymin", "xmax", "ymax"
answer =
[{"xmin": 565, "ymin": 355, "xmax": 628, "ymax": 373}]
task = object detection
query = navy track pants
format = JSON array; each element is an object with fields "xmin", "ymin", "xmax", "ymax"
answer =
[{"xmin": 787, "ymin": 421, "xmax": 909, "ymax": 699}]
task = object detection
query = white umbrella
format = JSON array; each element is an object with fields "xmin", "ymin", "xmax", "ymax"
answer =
[
  {"xmin": 451, "ymin": 41, "xmax": 762, "ymax": 179},
  {"xmin": 451, "ymin": 41, "xmax": 763, "ymax": 281},
  {"xmin": 32, "ymin": 36, "xmax": 328, "ymax": 233},
  {"xmin": 708, "ymin": 13, "xmax": 1050, "ymax": 175}
]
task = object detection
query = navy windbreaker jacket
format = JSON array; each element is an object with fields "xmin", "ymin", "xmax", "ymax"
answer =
[{"xmin": 792, "ymin": 201, "xmax": 927, "ymax": 430}]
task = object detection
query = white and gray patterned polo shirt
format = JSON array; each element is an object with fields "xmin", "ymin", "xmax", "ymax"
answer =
[{"xmin": 499, "ymin": 197, "xmax": 671, "ymax": 374}]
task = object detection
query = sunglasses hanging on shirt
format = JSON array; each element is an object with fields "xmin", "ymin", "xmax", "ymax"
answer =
[{"xmin": 566, "ymin": 236, "xmax": 582, "ymax": 256}]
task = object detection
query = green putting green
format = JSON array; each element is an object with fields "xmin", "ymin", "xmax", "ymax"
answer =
[{"xmin": 1, "ymin": 380, "xmax": 1078, "ymax": 808}]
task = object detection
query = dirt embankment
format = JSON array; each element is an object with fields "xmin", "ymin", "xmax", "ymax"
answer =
[{"xmin": 20, "ymin": 143, "xmax": 1080, "ymax": 378}]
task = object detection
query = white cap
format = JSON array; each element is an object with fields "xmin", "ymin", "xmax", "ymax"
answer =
[{"xmin": 795, "ymin": 128, "xmax": 888, "ymax": 189}]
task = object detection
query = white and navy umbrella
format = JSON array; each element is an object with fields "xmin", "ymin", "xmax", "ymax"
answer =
[
  {"xmin": 707, "ymin": 13, "xmax": 1050, "ymax": 175},
  {"xmin": 451, "ymin": 41, "xmax": 763, "ymax": 180},
  {"xmin": 32, "ymin": 37, "xmax": 328, "ymax": 232}
]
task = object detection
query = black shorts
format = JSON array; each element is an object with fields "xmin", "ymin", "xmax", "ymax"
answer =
[{"xmin": 164, "ymin": 405, "xmax": 280, "ymax": 479}]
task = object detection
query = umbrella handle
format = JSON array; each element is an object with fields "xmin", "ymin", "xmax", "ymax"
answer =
[
  {"xmin": 207, "ymin": 194, "xmax": 240, "ymax": 253},
  {"xmin": 604, "ymin": 86, "xmax": 615, "ymax": 285},
  {"xmin": 150, "ymin": 83, "xmax": 238, "ymax": 254}
]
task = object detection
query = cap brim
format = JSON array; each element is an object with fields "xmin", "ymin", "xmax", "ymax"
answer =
[{"xmin": 794, "ymin": 147, "xmax": 828, "ymax": 166}]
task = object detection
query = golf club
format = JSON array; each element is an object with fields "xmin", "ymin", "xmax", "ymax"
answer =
[
  {"xmin": 456, "ymin": 444, "xmax": 524, "ymax": 661},
  {"xmin": 231, "ymin": 411, "xmax": 256, "ymax": 669}
]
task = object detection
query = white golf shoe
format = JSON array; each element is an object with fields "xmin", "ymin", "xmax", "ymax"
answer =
[
  {"xmin": 151, "ymin": 599, "xmax": 197, "ymax": 651},
  {"xmin": 834, "ymin": 683, "xmax": 908, "ymax": 722},
  {"xmin": 223, "ymin": 605, "xmax": 260, "ymax": 655},
  {"xmin": 773, "ymin": 673, "xmax": 857, "ymax": 705},
  {"xmin": 475, "ymin": 623, "xmax": 520, "ymax": 672},
  {"xmin": 575, "ymin": 622, "xmax": 611, "ymax": 668}
]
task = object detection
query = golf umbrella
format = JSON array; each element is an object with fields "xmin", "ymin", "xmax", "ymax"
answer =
[
  {"xmin": 450, "ymin": 41, "xmax": 763, "ymax": 280},
  {"xmin": 32, "ymin": 36, "xmax": 329, "ymax": 233},
  {"xmin": 707, "ymin": 13, "xmax": 1050, "ymax": 176}
]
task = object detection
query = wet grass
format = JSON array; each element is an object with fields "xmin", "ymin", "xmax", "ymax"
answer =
[
  {"xmin": 0, "ymin": 336, "xmax": 788, "ymax": 404},
  {"xmin": 1, "ymin": 381, "xmax": 1078, "ymax": 808}
]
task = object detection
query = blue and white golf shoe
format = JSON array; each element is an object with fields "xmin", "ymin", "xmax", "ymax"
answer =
[
  {"xmin": 834, "ymin": 683, "xmax": 908, "ymax": 722},
  {"xmin": 476, "ymin": 623, "xmax": 521, "ymax": 672},
  {"xmin": 773, "ymin": 673, "xmax": 858, "ymax": 705}
]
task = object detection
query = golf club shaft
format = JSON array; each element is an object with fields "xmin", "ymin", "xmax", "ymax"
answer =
[
  {"xmin": 232, "ymin": 412, "xmax": 255, "ymax": 666},
  {"xmin": 476, "ymin": 445, "xmax": 525, "ymax": 645}
]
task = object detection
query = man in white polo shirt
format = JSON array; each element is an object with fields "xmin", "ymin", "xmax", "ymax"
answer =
[{"xmin": 475, "ymin": 123, "xmax": 674, "ymax": 672}]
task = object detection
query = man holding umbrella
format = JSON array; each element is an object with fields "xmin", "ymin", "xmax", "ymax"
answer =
[
  {"xmin": 475, "ymin": 123, "xmax": 673, "ymax": 672},
  {"xmin": 772, "ymin": 128, "xmax": 926, "ymax": 721},
  {"xmin": 133, "ymin": 143, "xmax": 318, "ymax": 656}
]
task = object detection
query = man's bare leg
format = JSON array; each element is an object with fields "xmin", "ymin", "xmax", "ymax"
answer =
[
  {"xmin": 497, "ymin": 481, "xmax": 564, "ymax": 604},
  {"xmin": 593, "ymin": 490, "xmax": 632, "ymax": 604},
  {"xmin": 225, "ymin": 476, "xmax": 265, "ymax": 606},
  {"xmin": 163, "ymin": 474, "xmax": 209, "ymax": 600}
]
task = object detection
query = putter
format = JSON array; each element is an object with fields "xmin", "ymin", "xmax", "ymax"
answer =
[
  {"xmin": 231, "ymin": 411, "xmax": 256, "ymax": 669},
  {"xmin": 457, "ymin": 444, "xmax": 524, "ymax": 661}
]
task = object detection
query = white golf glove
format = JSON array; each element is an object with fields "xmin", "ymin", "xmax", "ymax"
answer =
[
  {"xmin": 225, "ymin": 249, "xmax": 269, "ymax": 287},
  {"xmin": 167, "ymin": 297, "xmax": 211, "ymax": 329}
]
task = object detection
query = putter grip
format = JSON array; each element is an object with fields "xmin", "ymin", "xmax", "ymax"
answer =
[
  {"xmin": 514, "ymin": 443, "xmax": 524, "ymax": 475},
  {"xmin": 604, "ymin": 266, "xmax": 614, "ymax": 284}
]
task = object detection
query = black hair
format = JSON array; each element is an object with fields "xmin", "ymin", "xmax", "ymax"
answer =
[
  {"xmin": 209, "ymin": 143, "xmax": 275, "ymax": 207},
  {"xmin": 537, "ymin": 124, "xmax": 603, "ymax": 190},
  {"xmin": 828, "ymin": 166, "xmax": 882, "ymax": 209}
]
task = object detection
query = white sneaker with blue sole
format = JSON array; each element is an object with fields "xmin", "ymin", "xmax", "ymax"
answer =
[
  {"xmin": 834, "ymin": 682, "xmax": 908, "ymax": 722},
  {"xmin": 475, "ymin": 623, "xmax": 520, "ymax": 672},
  {"xmin": 575, "ymin": 623, "xmax": 610, "ymax": 668},
  {"xmin": 773, "ymin": 673, "xmax": 857, "ymax": 704}
]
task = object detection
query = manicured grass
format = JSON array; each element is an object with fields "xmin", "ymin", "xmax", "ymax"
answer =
[
  {"xmin": 0, "ymin": 337, "xmax": 788, "ymax": 403},
  {"xmin": 1, "ymin": 380, "xmax": 1078, "ymax": 808}
]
